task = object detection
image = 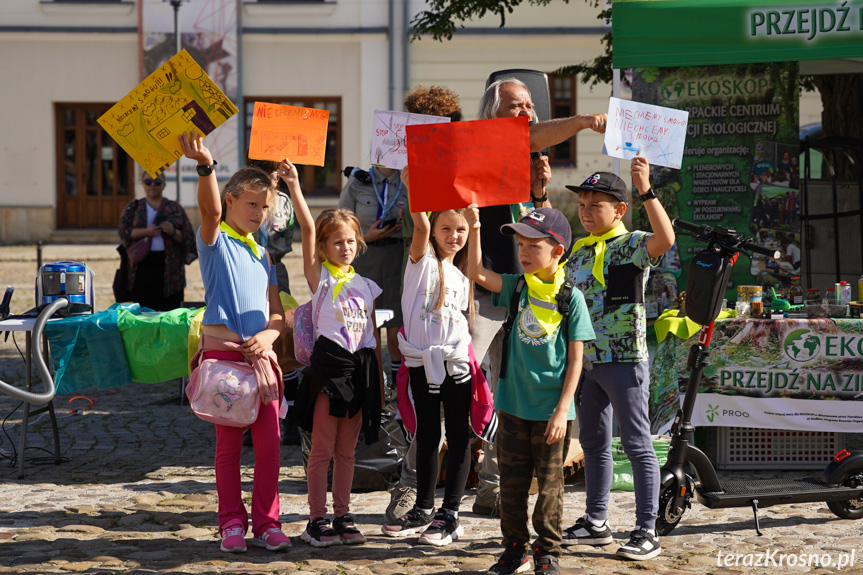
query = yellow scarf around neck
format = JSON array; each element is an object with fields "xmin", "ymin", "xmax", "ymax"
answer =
[
  {"xmin": 572, "ymin": 222, "xmax": 628, "ymax": 286},
  {"xmin": 322, "ymin": 260, "xmax": 356, "ymax": 301},
  {"xmin": 219, "ymin": 221, "xmax": 260, "ymax": 258},
  {"xmin": 524, "ymin": 264, "xmax": 566, "ymax": 337}
]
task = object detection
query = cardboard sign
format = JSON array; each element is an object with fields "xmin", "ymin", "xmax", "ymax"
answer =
[
  {"xmin": 248, "ymin": 102, "xmax": 330, "ymax": 166},
  {"xmin": 604, "ymin": 97, "xmax": 689, "ymax": 169},
  {"xmin": 405, "ymin": 116, "xmax": 531, "ymax": 212},
  {"xmin": 97, "ymin": 49, "xmax": 238, "ymax": 177},
  {"xmin": 371, "ymin": 109, "xmax": 450, "ymax": 170}
]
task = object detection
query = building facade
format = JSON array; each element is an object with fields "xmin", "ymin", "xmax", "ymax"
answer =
[{"xmin": 0, "ymin": 0, "xmax": 821, "ymax": 243}]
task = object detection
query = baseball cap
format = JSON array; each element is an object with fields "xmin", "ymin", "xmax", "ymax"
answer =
[
  {"xmin": 500, "ymin": 207, "xmax": 572, "ymax": 250},
  {"xmin": 565, "ymin": 172, "xmax": 629, "ymax": 204}
]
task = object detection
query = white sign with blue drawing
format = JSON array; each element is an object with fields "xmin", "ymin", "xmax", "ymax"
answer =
[
  {"xmin": 371, "ymin": 109, "xmax": 450, "ymax": 170},
  {"xmin": 604, "ymin": 97, "xmax": 689, "ymax": 169}
]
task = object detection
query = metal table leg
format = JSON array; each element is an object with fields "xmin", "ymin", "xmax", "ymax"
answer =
[{"xmin": 16, "ymin": 330, "xmax": 62, "ymax": 478}]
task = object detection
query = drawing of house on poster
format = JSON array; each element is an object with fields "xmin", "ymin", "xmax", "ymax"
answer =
[{"xmin": 97, "ymin": 49, "xmax": 238, "ymax": 176}]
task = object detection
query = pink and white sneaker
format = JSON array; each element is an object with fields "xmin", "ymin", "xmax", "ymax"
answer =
[
  {"xmin": 252, "ymin": 527, "xmax": 292, "ymax": 551},
  {"xmin": 220, "ymin": 525, "xmax": 247, "ymax": 553}
]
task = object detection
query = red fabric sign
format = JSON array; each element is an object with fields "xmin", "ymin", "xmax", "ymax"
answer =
[{"xmin": 405, "ymin": 116, "xmax": 531, "ymax": 212}]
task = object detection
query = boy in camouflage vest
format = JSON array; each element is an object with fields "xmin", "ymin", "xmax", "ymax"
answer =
[{"xmin": 562, "ymin": 157, "xmax": 675, "ymax": 561}]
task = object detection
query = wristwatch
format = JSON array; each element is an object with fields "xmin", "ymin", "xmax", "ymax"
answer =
[
  {"xmin": 196, "ymin": 160, "xmax": 218, "ymax": 177},
  {"xmin": 531, "ymin": 194, "xmax": 549, "ymax": 204},
  {"xmin": 639, "ymin": 187, "xmax": 657, "ymax": 202}
]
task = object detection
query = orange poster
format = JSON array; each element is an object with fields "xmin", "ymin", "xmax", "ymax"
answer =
[
  {"xmin": 248, "ymin": 102, "xmax": 329, "ymax": 166},
  {"xmin": 405, "ymin": 116, "xmax": 530, "ymax": 212}
]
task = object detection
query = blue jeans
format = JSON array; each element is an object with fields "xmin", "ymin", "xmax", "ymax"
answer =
[{"xmin": 577, "ymin": 361, "xmax": 658, "ymax": 531}]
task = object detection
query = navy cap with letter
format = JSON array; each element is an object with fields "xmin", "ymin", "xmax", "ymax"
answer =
[{"xmin": 565, "ymin": 171, "xmax": 629, "ymax": 204}]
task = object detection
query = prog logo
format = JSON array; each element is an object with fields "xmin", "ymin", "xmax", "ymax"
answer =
[{"xmin": 706, "ymin": 404, "xmax": 719, "ymax": 423}]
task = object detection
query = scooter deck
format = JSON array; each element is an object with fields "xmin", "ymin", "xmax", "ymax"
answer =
[{"xmin": 696, "ymin": 477, "xmax": 861, "ymax": 509}]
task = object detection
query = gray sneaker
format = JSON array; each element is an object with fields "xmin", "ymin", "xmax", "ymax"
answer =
[
  {"xmin": 385, "ymin": 485, "xmax": 417, "ymax": 523},
  {"xmin": 473, "ymin": 490, "xmax": 501, "ymax": 518}
]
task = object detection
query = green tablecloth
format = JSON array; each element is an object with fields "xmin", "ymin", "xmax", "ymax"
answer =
[{"xmin": 46, "ymin": 304, "xmax": 199, "ymax": 394}]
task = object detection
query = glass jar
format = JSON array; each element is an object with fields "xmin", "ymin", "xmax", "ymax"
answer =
[
  {"xmin": 750, "ymin": 296, "xmax": 764, "ymax": 318},
  {"xmin": 789, "ymin": 276, "xmax": 803, "ymax": 305},
  {"xmin": 806, "ymin": 288, "xmax": 821, "ymax": 303}
]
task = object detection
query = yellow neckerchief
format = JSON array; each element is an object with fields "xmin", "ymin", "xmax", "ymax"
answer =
[
  {"xmin": 571, "ymin": 222, "xmax": 628, "ymax": 286},
  {"xmin": 524, "ymin": 264, "xmax": 566, "ymax": 336},
  {"xmin": 219, "ymin": 221, "xmax": 260, "ymax": 258},
  {"xmin": 322, "ymin": 260, "xmax": 356, "ymax": 301}
]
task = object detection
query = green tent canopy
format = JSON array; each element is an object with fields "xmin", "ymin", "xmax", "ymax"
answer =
[{"xmin": 613, "ymin": 0, "xmax": 863, "ymax": 69}]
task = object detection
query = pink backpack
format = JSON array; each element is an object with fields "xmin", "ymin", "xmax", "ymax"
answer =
[
  {"xmin": 293, "ymin": 287, "xmax": 327, "ymax": 366},
  {"xmin": 292, "ymin": 301, "xmax": 314, "ymax": 366}
]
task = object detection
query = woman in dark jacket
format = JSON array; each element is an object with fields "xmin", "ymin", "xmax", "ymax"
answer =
[{"xmin": 118, "ymin": 172, "xmax": 196, "ymax": 310}]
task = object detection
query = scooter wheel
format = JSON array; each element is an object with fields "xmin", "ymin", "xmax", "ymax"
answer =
[
  {"xmin": 827, "ymin": 470, "xmax": 863, "ymax": 520},
  {"xmin": 656, "ymin": 479, "xmax": 691, "ymax": 536}
]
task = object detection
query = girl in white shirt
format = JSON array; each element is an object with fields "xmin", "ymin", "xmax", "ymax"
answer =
[
  {"xmin": 382, "ymin": 168, "xmax": 473, "ymax": 546},
  {"xmin": 286, "ymin": 159, "xmax": 384, "ymax": 549}
]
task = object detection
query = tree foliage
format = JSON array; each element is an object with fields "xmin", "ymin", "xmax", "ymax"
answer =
[{"xmin": 412, "ymin": 0, "xmax": 570, "ymax": 41}]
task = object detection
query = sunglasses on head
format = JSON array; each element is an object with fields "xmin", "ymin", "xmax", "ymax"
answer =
[{"xmin": 144, "ymin": 178, "xmax": 163, "ymax": 186}]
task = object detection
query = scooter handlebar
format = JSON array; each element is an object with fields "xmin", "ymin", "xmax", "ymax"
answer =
[{"xmin": 672, "ymin": 219, "xmax": 781, "ymax": 260}]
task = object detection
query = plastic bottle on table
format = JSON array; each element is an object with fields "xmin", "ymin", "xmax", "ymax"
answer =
[{"xmin": 839, "ymin": 281, "xmax": 852, "ymax": 306}]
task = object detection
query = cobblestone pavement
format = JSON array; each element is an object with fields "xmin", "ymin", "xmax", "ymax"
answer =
[{"xmin": 1, "ymin": 245, "xmax": 862, "ymax": 574}]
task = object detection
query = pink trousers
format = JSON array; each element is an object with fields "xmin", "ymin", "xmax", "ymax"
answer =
[
  {"xmin": 215, "ymin": 398, "xmax": 281, "ymax": 536},
  {"xmin": 307, "ymin": 393, "xmax": 362, "ymax": 519}
]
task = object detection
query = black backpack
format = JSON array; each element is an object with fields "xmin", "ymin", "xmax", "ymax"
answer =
[{"xmin": 498, "ymin": 276, "xmax": 574, "ymax": 380}]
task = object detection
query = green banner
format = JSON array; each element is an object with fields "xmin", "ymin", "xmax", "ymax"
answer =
[
  {"xmin": 632, "ymin": 63, "xmax": 801, "ymax": 303},
  {"xmin": 614, "ymin": 0, "xmax": 863, "ymax": 69}
]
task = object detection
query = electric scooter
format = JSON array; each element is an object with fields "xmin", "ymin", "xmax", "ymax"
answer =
[{"xmin": 656, "ymin": 219, "xmax": 863, "ymax": 536}]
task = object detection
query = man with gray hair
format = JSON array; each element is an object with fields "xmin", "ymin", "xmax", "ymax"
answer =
[{"xmin": 472, "ymin": 76, "xmax": 606, "ymax": 517}]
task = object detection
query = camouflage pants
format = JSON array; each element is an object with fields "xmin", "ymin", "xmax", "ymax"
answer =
[{"xmin": 497, "ymin": 410, "xmax": 571, "ymax": 557}]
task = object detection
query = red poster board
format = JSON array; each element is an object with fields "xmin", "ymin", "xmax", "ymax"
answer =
[
  {"xmin": 405, "ymin": 116, "xmax": 531, "ymax": 212},
  {"xmin": 248, "ymin": 102, "xmax": 329, "ymax": 166}
]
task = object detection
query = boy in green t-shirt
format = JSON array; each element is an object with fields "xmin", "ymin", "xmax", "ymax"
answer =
[{"xmin": 466, "ymin": 205, "xmax": 595, "ymax": 575}]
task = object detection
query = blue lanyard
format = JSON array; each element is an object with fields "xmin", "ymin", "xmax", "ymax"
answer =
[{"xmin": 369, "ymin": 168, "xmax": 402, "ymax": 221}]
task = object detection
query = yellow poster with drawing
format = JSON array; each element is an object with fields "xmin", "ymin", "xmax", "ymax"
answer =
[{"xmin": 97, "ymin": 49, "xmax": 238, "ymax": 177}]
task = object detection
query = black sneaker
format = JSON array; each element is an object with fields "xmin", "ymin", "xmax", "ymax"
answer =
[
  {"xmin": 333, "ymin": 513, "xmax": 365, "ymax": 545},
  {"xmin": 562, "ymin": 515, "xmax": 613, "ymax": 546},
  {"xmin": 615, "ymin": 528, "xmax": 661, "ymax": 560},
  {"xmin": 300, "ymin": 517, "xmax": 342, "ymax": 548},
  {"xmin": 380, "ymin": 507, "xmax": 433, "ymax": 538},
  {"xmin": 533, "ymin": 551, "xmax": 560, "ymax": 575},
  {"xmin": 488, "ymin": 541, "xmax": 531, "ymax": 575},
  {"xmin": 418, "ymin": 509, "xmax": 463, "ymax": 546}
]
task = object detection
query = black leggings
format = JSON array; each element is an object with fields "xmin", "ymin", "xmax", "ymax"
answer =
[{"xmin": 409, "ymin": 366, "xmax": 472, "ymax": 512}]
